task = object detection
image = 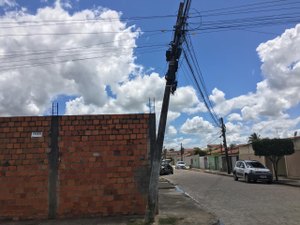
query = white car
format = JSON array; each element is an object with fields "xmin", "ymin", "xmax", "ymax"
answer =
[
  {"xmin": 175, "ymin": 161, "xmax": 187, "ymax": 169},
  {"xmin": 233, "ymin": 160, "xmax": 273, "ymax": 183}
]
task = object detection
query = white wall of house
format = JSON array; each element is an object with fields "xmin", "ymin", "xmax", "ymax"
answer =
[
  {"xmin": 199, "ymin": 156, "xmax": 207, "ymax": 169},
  {"xmin": 239, "ymin": 139, "xmax": 300, "ymax": 179},
  {"xmin": 285, "ymin": 137, "xmax": 300, "ymax": 179},
  {"xmin": 239, "ymin": 144, "xmax": 267, "ymax": 165}
]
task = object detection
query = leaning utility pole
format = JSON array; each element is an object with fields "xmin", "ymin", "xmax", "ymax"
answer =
[
  {"xmin": 145, "ymin": 0, "xmax": 191, "ymax": 223},
  {"xmin": 220, "ymin": 117, "xmax": 231, "ymax": 174},
  {"xmin": 180, "ymin": 143, "xmax": 184, "ymax": 161}
]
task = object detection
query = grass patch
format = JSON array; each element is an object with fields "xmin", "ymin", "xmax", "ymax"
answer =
[
  {"xmin": 126, "ymin": 216, "xmax": 182, "ymax": 225},
  {"xmin": 127, "ymin": 218, "xmax": 146, "ymax": 225},
  {"xmin": 159, "ymin": 217, "xmax": 180, "ymax": 225}
]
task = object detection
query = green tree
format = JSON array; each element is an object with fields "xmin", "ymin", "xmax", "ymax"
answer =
[
  {"xmin": 193, "ymin": 147, "xmax": 206, "ymax": 156},
  {"xmin": 252, "ymin": 138, "xmax": 294, "ymax": 181},
  {"xmin": 229, "ymin": 144, "xmax": 236, "ymax": 149},
  {"xmin": 248, "ymin": 132, "xmax": 261, "ymax": 143}
]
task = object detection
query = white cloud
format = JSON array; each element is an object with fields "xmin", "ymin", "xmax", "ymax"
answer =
[
  {"xmin": 59, "ymin": 0, "xmax": 72, "ymax": 9},
  {"xmin": 164, "ymin": 137, "xmax": 193, "ymax": 150},
  {"xmin": 66, "ymin": 73, "xmax": 165, "ymax": 114},
  {"xmin": 0, "ymin": 1, "xmax": 204, "ymax": 119},
  {"xmin": 0, "ymin": 1, "xmax": 140, "ymax": 116},
  {"xmin": 209, "ymin": 88, "xmax": 225, "ymax": 104},
  {"xmin": 252, "ymin": 116, "xmax": 300, "ymax": 139},
  {"xmin": 170, "ymin": 86, "xmax": 205, "ymax": 114},
  {"xmin": 0, "ymin": 0, "xmax": 16, "ymax": 7},
  {"xmin": 167, "ymin": 125, "xmax": 177, "ymax": 135},
  {"xmin": 211, "ymin": 24, "xmax": 300, "ymax": 122},
  {"xmin": 225, "ymin": 121, "xmax": 248, "ymax": 144},
  {"xmin": 227, "ymin": 113, "xmax": 242, "ymax": 122},
  {"xmin": 180, "ymin": 116, "xmax": 215, "ymax": 134}
]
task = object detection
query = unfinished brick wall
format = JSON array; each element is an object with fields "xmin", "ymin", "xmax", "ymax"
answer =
[
  {"xmin": 0, "ymin": 114, "xmax": 155, "ymax": 221},
  {"xmin": 0, "ymin": 117, "xmax": 50, "ymax": 220}
]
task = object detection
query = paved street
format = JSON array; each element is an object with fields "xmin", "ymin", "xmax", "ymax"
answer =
[{"xmin": 165, "ymin": 170, "xmax": 300, "ymax": 225}]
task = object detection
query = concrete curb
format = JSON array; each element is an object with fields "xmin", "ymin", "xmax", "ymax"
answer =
[{"xmin": 274, "ymin": 180, "xmax": 300, "ymax": 188}]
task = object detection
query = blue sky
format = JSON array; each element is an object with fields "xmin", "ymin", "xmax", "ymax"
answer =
[{"xmin": 1, "ymin": 0, "xmax": 300, "ymax": 149}]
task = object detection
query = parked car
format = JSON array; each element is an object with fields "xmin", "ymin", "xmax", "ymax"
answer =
[
  {"xmin": 233, "ymin": 160, "xmax": 273, "ymax": 183},
  {"xmin": 175, "ymin": 161, "xmax": 187, "ymax": 169},
  {"xmin": 160, "ymin": 161, "xmax": 173, "ymax": 175}
]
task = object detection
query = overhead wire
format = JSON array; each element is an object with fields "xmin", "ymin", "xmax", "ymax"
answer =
[
  {"xmin": 0, "ymin": 29, "xmax": 172, "ymax": 37},
  {"xmin": 189, "ymin": 0, "xmax": 293, "ymax": 15},
  {"xmin": 206, "ymin": 132, "xmax": 222, "ymax": 145},
  {"xmin": 0, "ymin": 14, "xmax": 178, "ymax": 27},
  {"xmin": 181, "ymin": 47, "xmax": 220, "ymax": 127},
  {"xmin": 190, "ymin": 1, "xmax": 300, "ymax": 18},
  {"xmin": 0, "ymin": 43, "xmax": 167, "ymax": 61},
  {"xmin": 0, "ymin": 44, "xmax": 166, "ymax": 71}
]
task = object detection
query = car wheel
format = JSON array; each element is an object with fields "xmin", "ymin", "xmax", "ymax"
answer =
[
  {"xmin": 245, "ymin": 174, "xmax": 251, "ymax": 183},
  {"xmin": 233, "ymin": 173, "xmax": 238, "ymax": 181},
  {"xmin": 267, "ymin": 179, "xmax": 272, "ymax": 184}
]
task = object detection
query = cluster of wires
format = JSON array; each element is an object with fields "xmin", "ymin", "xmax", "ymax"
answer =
[
  {"xmin": 188, "ymin": 0, "xmax": 300, "ymax": 34},
  {"xmin": 0, "ymin": 40, "xmax": 167, "ymax": 72},
  {"xmin": 177, "ymin": 0, "xmax": 300, "ymax": 135},
  {"xmin": 1, "ymin": 1, "xmax": 299, "ymax": 36},
  {"xmin": 181, "ymin": 33, "xmax": 220, "ymax": 128}
]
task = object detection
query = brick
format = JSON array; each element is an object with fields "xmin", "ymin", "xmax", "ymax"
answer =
[{"xmin": 0, "ymin": 114, "xmax": 152, "ymax": 220}]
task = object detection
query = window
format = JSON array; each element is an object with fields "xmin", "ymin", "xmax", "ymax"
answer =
[{"xmin": 246, "ymin": 162, "xmax": 265, "ymax": 168}]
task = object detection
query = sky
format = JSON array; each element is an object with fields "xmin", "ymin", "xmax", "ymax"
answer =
[{"xmin": 0, "ymin": 0, "xmax": 300, "ymax": 150}]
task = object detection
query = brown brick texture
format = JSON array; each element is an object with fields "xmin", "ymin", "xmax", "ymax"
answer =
[
  {"xmin": 0, "ymin": 114, "xmax": 153, "ymax": 221},
  {"xmin": 0, "ymin": 116, "xmax": 50, "ymax": 220}
]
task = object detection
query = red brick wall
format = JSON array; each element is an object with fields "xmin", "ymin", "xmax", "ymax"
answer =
[
  {"xmin": 0, "ymin": 117, "xmax": 50, "ymax": 220},
  {"xmin": 0, "ymin": 114, "xmax": 154, "ymax": 221}
]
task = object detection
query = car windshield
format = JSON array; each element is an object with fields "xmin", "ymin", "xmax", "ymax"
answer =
[
  {"xmin": 177, "ymin": 161, "xmax": 185, "ymax": 164},
  {"xmin": 246, "ymin": 162, "xmax": 265, "ymax": 168}
]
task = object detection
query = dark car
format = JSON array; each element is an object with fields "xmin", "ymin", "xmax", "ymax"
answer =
[{"xmin": 160, "ymin": 161, "xmax": 174, "ymax": 175}]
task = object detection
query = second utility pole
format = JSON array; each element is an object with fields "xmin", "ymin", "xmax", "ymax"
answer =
[
  {"xmin": 220, "ymin": 117, "xmax": 231, "ymax": 174},
  {"xmin": 145, "ymin": 0, "xmax": 191, "ymax": 223}
]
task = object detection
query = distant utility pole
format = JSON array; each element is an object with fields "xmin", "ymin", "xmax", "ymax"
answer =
[
  {"xmin": 145, "ymin": 0, "xmax": 191, "ymax": 223},
  {"xmin": 180, "ymin": 143, "xmax": 184, "ymax": 161},
  {"xmin": 220, "ymin": 117, "xmax": 231, "ymax": 174}
]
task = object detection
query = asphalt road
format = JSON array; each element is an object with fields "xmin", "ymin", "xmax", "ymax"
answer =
[{"xmin": 165, "ymin": 169, "xmax": 300, "ymax": 225}]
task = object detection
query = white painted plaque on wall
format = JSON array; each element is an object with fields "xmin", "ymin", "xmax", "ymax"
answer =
[{"xmin": 31, "ymin": 132, "xmax": 43, "ymax": 138}]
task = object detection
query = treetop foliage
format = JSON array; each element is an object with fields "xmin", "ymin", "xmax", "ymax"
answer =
[{"xmin": 252, "ymin": 138, "xmax": 294, "ymax": 157}]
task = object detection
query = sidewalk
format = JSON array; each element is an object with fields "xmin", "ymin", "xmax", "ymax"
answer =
[
  {"xmin": 156, "ymin": 178, "xmax": 220, "ymax": 225},
  {"xmin": 191, "ymin": 168, "xmax": 300, "ymax": 188},
  {"xmin": 1, "ymin": 179, "xmax": 220, "ymax": 225}
]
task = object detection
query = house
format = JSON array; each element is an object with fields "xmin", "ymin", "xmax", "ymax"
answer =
[
  {"xmin": 165, "ymin": 148, "xmax": 196, "ymax": 167},
  {"xmin": 239, "ymin": 136, "xmax": 300, "ymax": 179},
  {"xmin": 205, "ymin": 144, "xmax": 239, "ymax": 172}
]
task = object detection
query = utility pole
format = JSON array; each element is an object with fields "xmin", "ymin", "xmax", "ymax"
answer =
[
  {"xmin": 180, "ymin": 143, "xmax": 184, "ymax": 161},
  {"xmin": 145, "ymin": 0, "xmax": 191, "ymax": 223},
  {"xmin": 220, "ymin": 117, "xmax": 231, "ymax": 174}
]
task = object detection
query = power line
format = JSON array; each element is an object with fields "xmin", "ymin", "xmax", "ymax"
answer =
[
  {"xmin": 0, "ymin": 45, "xmax": 166, "ymax": 72},
  {"xmin": 206, "ymin": 132, "xmax": 222, "ymax": 144},
  {"xmin": 0, "ymin": 29, "xmax": 172, "ymax": 37},
  {"xmin": 189, "ymin": 0, "xmax": 294, "ymax": 15},
  {"xmin": 1, "ymin": 13, "xmax": 298, "ymax": 37},
  {"xmin": 182, "ymin": 48, "xmax": 220, "ymax": 127},
  {"xmin": 0, "ymin": 43, "xmax": 167, "ymax": 60},
  {"xmin": 190, "ymin": 1, "xmax": 300, "ymax": 18},
  {"xmin": 0, "ymin": 14, "xmax": 177, "ymax": 27}
]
